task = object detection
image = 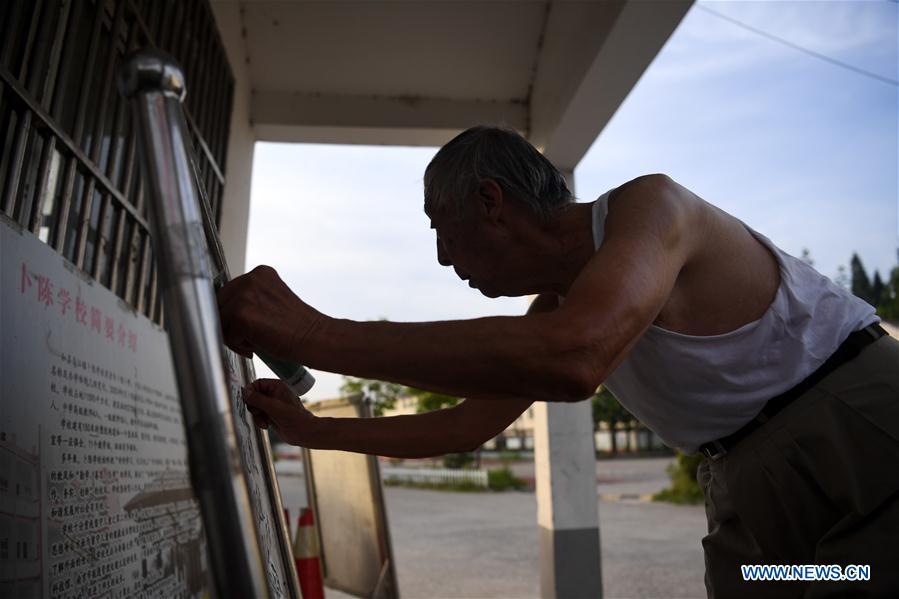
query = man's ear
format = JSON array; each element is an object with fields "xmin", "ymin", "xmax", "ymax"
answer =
[{"xmin": 478, "ymin": 179, "xmax": 503, "ymax": 222}]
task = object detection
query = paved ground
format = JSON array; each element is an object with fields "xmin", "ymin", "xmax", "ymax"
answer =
[{"xmin": 277, "ymin": 456, "xmax": 708, "ymax": 599}]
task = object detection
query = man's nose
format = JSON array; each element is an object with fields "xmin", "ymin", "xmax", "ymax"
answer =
[{"xmin": 436, "ymin": 238, "xmax": 451, "ymax": 266}]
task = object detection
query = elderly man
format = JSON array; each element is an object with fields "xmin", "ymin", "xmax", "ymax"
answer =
[{"xmin": 218, "ymin": 126, "xmax": 898, "ymax": 597}]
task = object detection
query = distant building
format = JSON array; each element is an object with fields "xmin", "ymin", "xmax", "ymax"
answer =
[{"xmin": 379, "ymin": 395, "xmax": 666, "ymax": 454}]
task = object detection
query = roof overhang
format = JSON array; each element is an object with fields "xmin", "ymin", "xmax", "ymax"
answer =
[{"xmin": 215, "ymin": 0, "xmax": 691, "ymax": 169}]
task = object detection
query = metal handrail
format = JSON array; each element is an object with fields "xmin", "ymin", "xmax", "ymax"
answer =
[{"xmin": 117, "ymin": 49, "xmax": 300, "ymax": 599}]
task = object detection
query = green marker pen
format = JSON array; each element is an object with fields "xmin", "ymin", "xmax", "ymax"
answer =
[{"xmin": 256, "ymin": 350, "xmax": 316, "ymax": 396}]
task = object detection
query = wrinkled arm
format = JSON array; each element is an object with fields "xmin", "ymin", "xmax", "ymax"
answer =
[
  {"xmin": 297, "ymin": 176, "xmax": 697, "ymax": 402},
  {"xmin": 279, "ymin": 297, "xmax": 553, "ymax": 456},
  {"xmin": 309, "ymin": 396, "xmax": 533, "ymax": 458}
]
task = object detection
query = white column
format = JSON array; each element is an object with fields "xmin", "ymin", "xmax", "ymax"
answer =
[
  {"xmin": 533, "ymin": 169, "xmax": 602, "ymax": 598},
  {"xmin": 211, "ymin": 2, "xmax": 256, "ymax": 276}
]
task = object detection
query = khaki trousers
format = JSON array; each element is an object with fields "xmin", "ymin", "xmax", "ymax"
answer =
[{"xmin": 698, "ymin": 333, "xmax": 899, "ymax": 598}]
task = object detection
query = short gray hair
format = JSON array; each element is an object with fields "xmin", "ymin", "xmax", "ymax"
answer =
[{"xmin": 424, "ymin": 126, "xmax": 574, "ymax": 220}]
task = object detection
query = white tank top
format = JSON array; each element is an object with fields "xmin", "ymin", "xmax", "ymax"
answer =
[{"xmin": 592, "ymin": 190, "xmax": 879, "ymax": 453}]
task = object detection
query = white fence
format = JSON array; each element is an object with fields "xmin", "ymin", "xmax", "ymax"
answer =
[
  {"xmin": 380, "ymin": 467, "xmax": 489, "ymax": 488},
  {"xmin": 272, "ymin": 459, "xmax": 491, "ymax": 488},
  {"xmin": 273, "ymin": 458, "xmax": 304, "ymax": 477}
]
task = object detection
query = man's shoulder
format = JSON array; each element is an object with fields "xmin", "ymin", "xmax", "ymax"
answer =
[
  {"xmin": 611, "ymin": 173, "xmax": 680, "ymax": 201},
  {"xmin": 602, "ymin": 174, "xmax": 701, "ymax": 251},
  {"xmin": 606, "ymin": 174, "xmax": 700, "ymax": 225}
]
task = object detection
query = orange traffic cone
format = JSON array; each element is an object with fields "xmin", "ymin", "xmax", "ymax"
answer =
[{"xmin": 294, "ymin": 507, "xmax": 324, "ymax": 599}]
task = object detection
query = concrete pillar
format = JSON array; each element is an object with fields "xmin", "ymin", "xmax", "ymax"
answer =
[
  {"xmin": 533, "ymin": 169, "xmax": 602, "ymax": 598},
  {"xmin": 534, "ymin": 401, "xmax": 602, "ymax": 598},
  {"xmin": 211, "ymin": 3, "xmax": 256, "ymax": 276}
]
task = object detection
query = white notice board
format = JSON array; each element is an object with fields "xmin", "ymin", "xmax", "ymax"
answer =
[{"xmin": 0, "ymin": 218, "xmax": 209, "ymax": 597}]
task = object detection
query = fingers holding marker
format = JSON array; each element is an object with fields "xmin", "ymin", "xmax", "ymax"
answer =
[
  {"xmin": 249, "ymin": 378, "xmax": 298, "ymax": 402},
  {"xmin": 250, "ymin": 409, "xmax": 270, "ymax": 429},
  {"xmin": 217, "ymin": 292, "xmax": 254, "ymax": 358},
  {"xmin": 240, "ymin": 379, "xmax": 315, "ymax": 445},
  {"xmin": 241, "ymin": 389, "xmax": 269, "ymax": 432},
  {"xmin": 242, "ymin": 378, "xmax": 297, "ymax": 424},
  {"xmin": 242, "ymin": 382, "xmax": 277, "ymax": 414},
  {"xmin": 216, "ymin": 271, "xmax": 262, "ymax": 358}
]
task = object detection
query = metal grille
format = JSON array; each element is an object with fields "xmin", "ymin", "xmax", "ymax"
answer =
[{"xmin": 0, "ymin": 0, "xmax": 234, "ymax": 324}]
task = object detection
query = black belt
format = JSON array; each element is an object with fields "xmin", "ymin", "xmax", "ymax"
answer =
[{"xmin": 699, "ymin": 323, "xmax": 888, "ymax": 460}]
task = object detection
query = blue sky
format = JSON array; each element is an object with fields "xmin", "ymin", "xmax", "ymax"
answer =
[{"xmin": 246, "ymin": 1, "xmax": 898, "ymax": 400}]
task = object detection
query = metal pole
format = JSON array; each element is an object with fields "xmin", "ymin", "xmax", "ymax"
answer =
[
  {"xmin": 117, "ymin": 49, "xmax": 268, "ymax": 599},
  {"xmin": 184, "ymin": 74, "xmax": 303, "ymax": 599}
]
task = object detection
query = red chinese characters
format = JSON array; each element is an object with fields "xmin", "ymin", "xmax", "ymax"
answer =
[
  {"xmin": 17, "ymin": 261, "xmax": 140, "ymax": 354},
  {"xmin": 76, "ymin": 296, "xmax": 88, "ymax": 326},
  {"xmin": 37, "ymin": 274, "xmax": 54, "ymax": 307},
  {"xmin": 57, "ymin": 288, "xmax": 72, "ymax": 316}
]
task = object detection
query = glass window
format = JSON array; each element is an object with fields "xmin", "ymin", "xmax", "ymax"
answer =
[{"xmin": 37, "ymin": 147, "xmax": 62, "ymax": 243}]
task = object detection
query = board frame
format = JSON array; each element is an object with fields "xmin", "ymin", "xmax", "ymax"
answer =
[
  {"xmin": 120, "ymin": 49, "xmax": 300, "ymax": 598},
  {"xmin": 304, "ymin": 397, "xmax": 399, "ymax": 599}
]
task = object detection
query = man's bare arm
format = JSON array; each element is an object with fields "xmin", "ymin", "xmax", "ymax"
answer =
[
  {"xmin": 307, "ymin": 396, "xmax": 533, "ymax": 457},
  {"xmin": 299, "ymin": 177, "xmax": 695, "ymax": 400},
  {"xmin": 243, "ymin": 296, "xmax": 555, "ymax": 456},
  {"xmin": 245, "ymin": 377, "xmax": 531, "ymax": 457},
  {"xmin": 220, "ymin": 175, "xmax": 698, "ymax": 403}
]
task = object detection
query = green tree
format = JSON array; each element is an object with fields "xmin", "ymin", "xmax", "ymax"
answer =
[
  {"xmin": 800, "ymin": 247, "xmax": 814, "ymax": 267},
  {"xmin": 844, "ymin": 250, "xmax": 899, "ymax": 321},
  {"xmin": 654, "ymin": 452, "xmax": 705, "ymax": 505},
  {"xmin": 339, "ymin": 377, "xmax": 404, "ymax": 416},
  {"xmin": 850, "ymin": 253, "xmax": 875, "ymax": 306},
  {"xmin": 413, "ymin": 389, "xmax": 462, "ymax": 413},
  {"xmin": 834, "ymin": 264, "xmax": 849, "ymax": 289},
  {"xmin": 871, "ymin": 271, "xmax": 886, "ymax": 308},
  {"xmin": 878, "ymin": 265, "xmax": 899, "ymax": 320},
  {"xmin": 591, "ymin": 387, "xmax": 635, "ymax": 455}
]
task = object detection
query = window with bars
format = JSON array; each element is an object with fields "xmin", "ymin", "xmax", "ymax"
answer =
[{"xmin": 0, "ymin": 0, "xmax": 234, "ymax": 325}]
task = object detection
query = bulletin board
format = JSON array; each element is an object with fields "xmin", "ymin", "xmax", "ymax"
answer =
[
  {"xmin": 0, "ymin": 210, "xmax": 299, "ymax": 598},
  {"xmin": 1, "ymin": 216, "xmax": 210, "ymax": 598},
  {"xmin": 305, "ymin": 398, "xmax": 399, "ymax": 599}
]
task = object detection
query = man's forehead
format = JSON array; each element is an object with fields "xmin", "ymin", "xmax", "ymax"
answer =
[{"xmin": 423, "ymin": 199, "xmax": 462, "ymax": 225}]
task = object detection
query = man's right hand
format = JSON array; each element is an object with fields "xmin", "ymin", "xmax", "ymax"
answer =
[
  {"xmin": 242, "ymin": 378, "xmax": 319, "ymax": 446},
  {"xmin": 216, "ymin": 265, "xmax": 324, "ymax": 361}
]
